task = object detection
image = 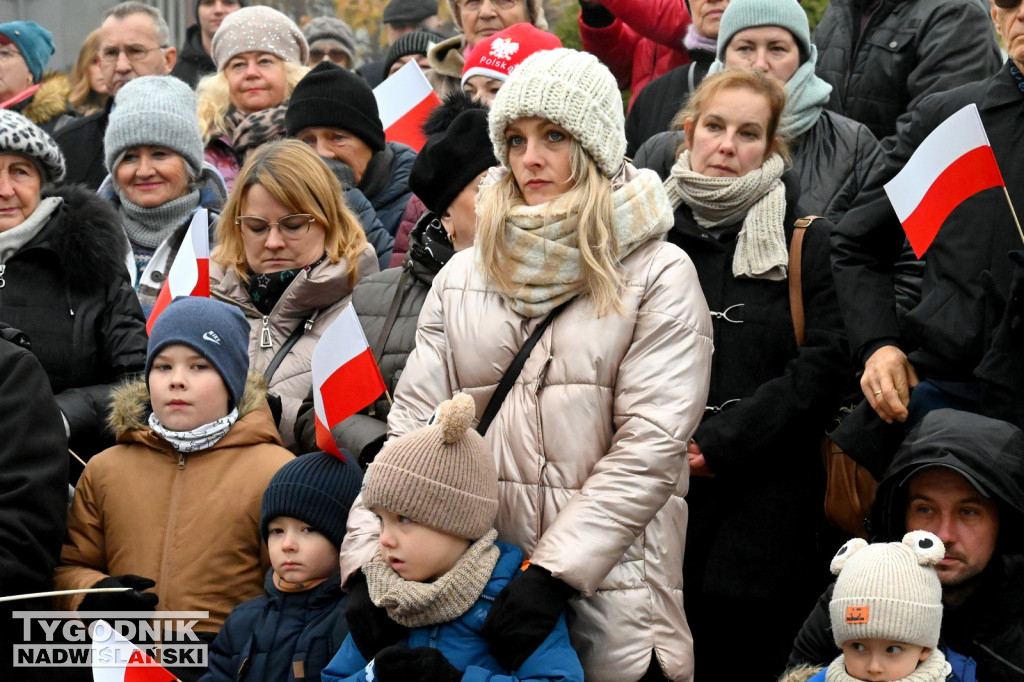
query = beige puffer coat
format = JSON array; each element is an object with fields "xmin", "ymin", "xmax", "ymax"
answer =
[
  {"xmin": 341, "ymin": 240, "xmax": 713, "ymax": 682},
  {"xmin": 211, "ymin": 245, "xmax": 379, "ymax": 450}
]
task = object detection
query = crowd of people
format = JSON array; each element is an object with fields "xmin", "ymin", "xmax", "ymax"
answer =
[{"xmin": 1, "ymin": 0, "xmax": 1023, "ymax": 681}]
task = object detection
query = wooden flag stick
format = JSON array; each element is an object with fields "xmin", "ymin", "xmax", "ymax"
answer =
[
  {"xmin": 0, "ymin": 587, "xmax": 131, "ymax": 603},
  {"xmin": 69, "ymin": 448, "xmax": 87, "ymax": 468},
  {"xmin": 1004, "ymin": 186, "xmax": 1024, "ymax": 247}
]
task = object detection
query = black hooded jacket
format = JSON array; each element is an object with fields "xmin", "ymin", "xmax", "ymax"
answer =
[
  {"xmin": 788, "ymin": 410, "xmax": 1024, "ymax": 681},
  {"xmin": 171, "ymin": 24, "xmax": 216, "ymax": 89}
]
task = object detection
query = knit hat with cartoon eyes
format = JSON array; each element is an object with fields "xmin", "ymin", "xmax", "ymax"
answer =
[{"xmin": 829, "ymin": 531, "xmax": 945, "ymax": 649}]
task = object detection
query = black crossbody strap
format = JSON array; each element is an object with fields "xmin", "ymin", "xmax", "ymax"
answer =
[
  {"xmin": 477, "ymin": 299, "xmax": 573, "ymax": 435},
  {"xmin": 374, "ymin": 266, "xmax": 412, "ymax": 362},
  {"xmin": 263, "ymin": 316, "xmax": 312, "ymax": 382}
]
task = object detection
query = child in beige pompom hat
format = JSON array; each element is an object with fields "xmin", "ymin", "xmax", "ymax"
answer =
[{"xmin": 321, "ymin": 394, "xmax": 583, "ymax": 682}]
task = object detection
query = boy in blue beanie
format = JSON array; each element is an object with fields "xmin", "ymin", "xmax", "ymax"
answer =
[{"xmin": 202, "ymin": 451, "xmax": 363, "ymax": 682}]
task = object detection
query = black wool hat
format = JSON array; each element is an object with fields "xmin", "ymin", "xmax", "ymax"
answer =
[
  {"xmin": 382, "ymin": 28, "xmax": 445, "ymax": 78},
  {"xmin": 382, "ymin": 0, "xmax": 438, "ymax": 25},
  {"xmin": 260, "ymin": 451, "xmax": 363, "ymax": 548},
  {"xmin": 285, "ymin": 61, "xmax": 386, "ymax": 152},
  {"xmin": 409, "ymin": 108, "xmax": 497, "ymax": 216}
]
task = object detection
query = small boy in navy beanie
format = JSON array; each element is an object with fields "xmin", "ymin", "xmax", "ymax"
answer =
[{"xmin": 202, "ymin": 451, "xmax": 363, "ymax": 682}]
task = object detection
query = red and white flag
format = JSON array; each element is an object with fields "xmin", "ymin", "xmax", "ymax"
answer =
[
  {"xmin": 311, "ymin": 304, "xmax": 387, "ymax": 460},
  {"xmin": 884, "ymin": 103, "xmax": 1005, "ymax": 257},
  {"xmin": 373, "ymin": 59, "xmax": 440, "ymax": 152},
  {"xmin": 91, "ymin": 620, "xmax": 178, "ymax": 682},
  {"xmin": 146, "ymin": 209, "xmax": 211, "ymax": 334}
]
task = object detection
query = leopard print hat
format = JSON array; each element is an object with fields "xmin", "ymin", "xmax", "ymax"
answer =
[{"xmin": 0, "ymin": 109, "xmax": 66, "ymax": 183}]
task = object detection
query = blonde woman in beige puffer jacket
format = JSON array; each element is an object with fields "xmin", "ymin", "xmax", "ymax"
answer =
[{"xmin": 339, "ymin": 50, "xmax": 713, "ymax": 682}]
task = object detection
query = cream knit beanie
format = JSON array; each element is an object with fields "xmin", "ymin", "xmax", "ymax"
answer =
[
  {"xmin": 489, "ymin": 48, "xmax": 625, "ymax": 178},
  {"xmin": 829, "ymin": 531, "xmax": 945, "ymax": 649},
  {"xmin": 362, "ymin": 394, "xmax": 498, "ymax": 540},
  {"xmin": 446, "ymin": 0, "xmax": 548, "ymax": 31},
  {"xmin": 212, "ymin": 5, "xmax": 309, "ymax": 72}
]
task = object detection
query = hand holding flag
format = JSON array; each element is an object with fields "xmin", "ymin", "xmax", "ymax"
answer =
[{"xmin": 146, "ymin": 209, "xmax": 211, "ymax": 334}]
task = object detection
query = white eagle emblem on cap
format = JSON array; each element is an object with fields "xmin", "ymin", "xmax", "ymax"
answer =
[{"xmin": 489, "ymin": 37, "xmax": 519, "ymax": 60}]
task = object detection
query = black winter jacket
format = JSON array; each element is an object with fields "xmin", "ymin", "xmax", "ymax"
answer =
[
  {"xmin": 0, "ymin": 325, "xmax": 68, "ymax": 679},
  {"xmin": 813, "ymin": 0, "xmax": 1000, "ymax": 148},
  {"xmin": 294, "ymin": 215, "xmax": 452, "ymax": 461},
  {"xmin": 172, "ymin": 24, "xmax": 216, "ymax": 89},
  {"xmin": 52, "ymin": 102, "xmax": 111, "ymax": 190},
  {"xmin": 357, "ymin": 142, "xmax": 417, "ymax": 238},
  {"xmin": 0, "ymin": 185, "xmax": 148, "ymax": 465},
  {"xmin": 789, "ymin": 410, "xmax": 1024, "ymax": 681},
  {"xmin": 669, "ymin": 174, "xmax": 851, "ymax": 603},
  {"xmin": 624, "ymin": 47, "xmax": 714, "ymax": 158},
  {"xmin": 201, "ymin": 572, "xmax": 349, "ymax": 682}
]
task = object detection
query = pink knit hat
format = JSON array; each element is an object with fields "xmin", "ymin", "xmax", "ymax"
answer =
[{"xmin": 461, "ymin": 23, "xmax": 562, "ymax": 88}]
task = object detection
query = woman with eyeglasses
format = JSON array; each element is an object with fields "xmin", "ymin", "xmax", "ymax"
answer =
[
  {"xmin": 211, "ymin": 140, "xmax": 378, "ymax": 451},
  {"xmin": 427, "ymin": 0, "xmax": 550, "ymax": 96},
  {"xmin": 197, "ymin": 6, "xmax": 310, "ymax": 192},
  {"xmin": 100, "ymin": 76, "xmax": 226, "ymax": 319}
]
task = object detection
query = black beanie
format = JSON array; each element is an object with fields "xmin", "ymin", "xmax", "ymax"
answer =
[
  {"xmin": 382, "ymin": 28, "xmax": 445, "ymax": 78},
  {"xmin": 260, "ymin": 451, "xmax": 363, "ymax": 548},
  {"xmin": 409, "ymin": 108, "xmax": 497, "ymax": 216},
  {"xmin": 285, "ymin": 61, "xmax": 386, "ymax": 152},
  {"xmin": 383, "ymin": 0, "xmax": 438, "ymax": 25}
]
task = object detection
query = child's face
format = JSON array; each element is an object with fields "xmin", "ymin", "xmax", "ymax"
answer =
[
  {"xmin": 267, "ymin": 516, "xmax": 339, "ymax": 585},
  {"xmin": 841, "ymin": 639, "xmax": 931, "ymax": 681},
  {"xmin": 374, "ymin": 508, "xmax": 471, "ymax": 582},
  {"xmin": 148, "ymin": 344, "xmax": 230, "ymax": 431}
]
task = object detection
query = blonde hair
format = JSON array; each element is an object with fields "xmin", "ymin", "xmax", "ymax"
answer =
[
  {"xmin": 212, "ymin": 139, "xmax": 368, "ymax": 285},
  {"xmin": 671, "ymin": 68, "xmax": 789, "ymax": 163},
  {"xmin": 196, "ymin": 60, "xmax": 309, "ymax": 144},
  {"xmin": 475, "ymin": 137, "xmax": 626, "ymax": 316},
  {"xmin": 68, "ymin": 29, "xmax": 108, "ymax": 116}
]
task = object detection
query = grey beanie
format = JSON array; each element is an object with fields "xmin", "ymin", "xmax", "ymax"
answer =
[
  {"xmin": 489, "ymin": 48, "xmax": 625, "ymax": 179},
  {"xmin": 105, "ymin": 76, "xmax": 204, "ymax": 175},
  {"xmin": 146, "ymin": 297, "xmax": 251, "ymax": 410},
  {"xmin": 716, "ymin": 0, "xmax": 811, "ymax": 63},
  {"xmin": 303, "ymin": 16, "xmax": 357, "ymax": 64},
  {"xmin": 0, "ymin": 109, "xmax": 65, "ymax": 183},
  {"xmin": 212, "ymin": 5, "xmax": 309, "ymax": 72},
  {"xmin": 829, "ymin": 531, "xmax": 945, "ymax": 650}
]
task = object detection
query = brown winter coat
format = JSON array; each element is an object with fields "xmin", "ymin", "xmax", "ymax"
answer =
[
  {"xmin": 210, "ymin": 245, "xmax": 379, "ymax": 450},
  {"xmin": 53, "ymin": 375, "xmax": 293, "ymax": 633},
  {"xmin": 341, "ymin": 240, "xmax": 713, "ymax": 682}
]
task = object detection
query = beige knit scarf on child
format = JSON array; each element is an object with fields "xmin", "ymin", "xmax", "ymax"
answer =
[
  {"xmin": 483, "ymin": 164, "xmax": 674, "ymax": 318},
  {"xmin": 363, "ymin": 529, "xmax": 499, "ymax": 628},
  {"xmin": 825, "ymin": 648, "xmax": 950, "ymax": 682},
  {"xmin": 665, "ymin": 151, "xmax": 788, "ymax": 281}
]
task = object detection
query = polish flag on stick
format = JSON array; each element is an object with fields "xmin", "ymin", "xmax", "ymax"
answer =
[
  {"xmin": 91, "ymin": 620, "xmax": 178, "ymax": 682},
  {"xmin": 884, "ymin": 103, "xmax": 1022, "ymax": 257},
  {"xmin": 311, "ymin": 304, "xmax": 387, "ymax": 460},
  {"xmin": 374, "ymin": 59, "xmax": 440, "ymax": 152},
  {"xmin": 146, "ymin": 209, "xmax": 210, "ymax": 334}
]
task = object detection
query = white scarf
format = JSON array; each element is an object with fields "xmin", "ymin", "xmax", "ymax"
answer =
[
  {"xmin": 665, "ymin": 151, "xmax": 789, "ymax": 280},
  {"xmin": 0, "ymin": 197, "xmax": 62, "ymax": 263},
  {"xmin": 148, "ymin": 408, "xmax": 239, "ymax": 453}
]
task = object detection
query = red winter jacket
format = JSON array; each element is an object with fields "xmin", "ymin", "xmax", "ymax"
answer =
[{"xmin": 579, "ymin": 0, "xmax": 691, "ymax": 109}]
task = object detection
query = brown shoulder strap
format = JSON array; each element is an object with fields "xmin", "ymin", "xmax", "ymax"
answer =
[{"xmin": 788, "ymin": 216, "xmax": 822, "ymax": 346}]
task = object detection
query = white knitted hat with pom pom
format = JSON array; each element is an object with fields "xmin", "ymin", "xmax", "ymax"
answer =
[{"xmin": 362, "ymin": 393, "xmax": 498, "ymax": 540}]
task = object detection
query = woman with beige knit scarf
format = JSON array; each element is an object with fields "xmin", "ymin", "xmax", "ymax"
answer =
[
  {"xmin": 340, "ymin": 48, "xmax": 713, "ymax": 682},
  {"xmin": 664, "ymin": 68, "xmax": 853, "ymax": 681}
]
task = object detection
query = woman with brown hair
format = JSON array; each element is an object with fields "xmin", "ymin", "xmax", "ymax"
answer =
[{"xmin": 211, "ymin": 139, "xmax": 378, "ymax": 450}]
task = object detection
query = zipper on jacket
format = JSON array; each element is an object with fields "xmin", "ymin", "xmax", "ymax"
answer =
[
  {"xmin": 0, "ymin": 264, "xmax": 5, "ymax": 288},
  {"xmin": 260, "ymin": 316, "xmax": 272, "ymax": 348},
  {"xmin": 536, "ymin": 354, "xmax": 554, "ymax": 393},
  {"xmin": 177, "ymin": 452, "xmax": 185, "ymax": 470}
]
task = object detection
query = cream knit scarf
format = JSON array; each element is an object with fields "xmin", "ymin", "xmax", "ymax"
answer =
[
  {"xmin": 0, "ymin": 197, "xmax": 62, "ymax": 263},
  {"xmin": 363, "ymin": 529, "xmax": 499, "ymax": 628},
  {"xmin": 486, "ymin": 164, "xmax": 673, "ymax": 318},
  {"xmin": 825, "ymin": 649, "xmax": 950, "ymax": 682},
  {"xmin": 666, "ymin": 151, "xmax": 788, "ymax": 280}
]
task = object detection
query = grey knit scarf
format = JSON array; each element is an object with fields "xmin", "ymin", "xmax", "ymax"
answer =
[
  {"xmin": 363, "ymin": 529, "xmax": 499, "ymax": 628},
  {"xmin": 0, "ymin": 197, "xmax": 62, "ymax": 263},
  {"xmin": 117, "ymin": 188, "xmax": 201, "ymax": 250},
  {"xmin": 666, "ymin": 151, "xmax": 789, "ymax": 280},
  {"xmin": 825, "ymin": 649, "xmax": 950, "ymax": 682}
]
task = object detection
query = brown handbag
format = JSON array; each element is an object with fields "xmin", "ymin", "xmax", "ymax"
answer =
[{"xmin": 789, "ymin": 217, "xmax": 876, "ymax": 539}]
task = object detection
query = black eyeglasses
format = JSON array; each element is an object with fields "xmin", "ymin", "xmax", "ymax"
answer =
[
  {"xmin": 236, "ymin": 214, "xmax": 315, "ymax": 239},
  {"xmin": 310, "ymin": 48, "xmax": 351, "ymax": 63},
  {"xmin": 97, "ymin": 44, "xmax": 169, "ymax": 64}
]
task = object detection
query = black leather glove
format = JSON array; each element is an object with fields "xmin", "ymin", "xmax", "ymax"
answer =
[
  {"xmin": 373, "ymin": 644, "xmax": 461, "ymax": 682},
  {"xmin": 345, "ymin": 571, "xmax": 407, "ymax": 660},
  {"xmin": 266, "ymin": 393, "xmax": 283, "ymax": 427},
  {"xmin": 79, "ymin": 574, "xmax": 159, "ymax": 613},
  {"xmin": 482, "ymin": 564, "xmax": 575, "ymax": 671}
]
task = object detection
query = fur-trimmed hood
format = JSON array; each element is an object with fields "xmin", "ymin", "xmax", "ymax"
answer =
[
  {"xmin": 31, "ymin": 183, "xmax": 131, "ymax": 288},
  {"xmin": 21, "ymin": 72, "xmax": 72, "ymax": 128},
  {"xmin": 108, "ymin": 370, "xmax": 271, "ymax": 437}
]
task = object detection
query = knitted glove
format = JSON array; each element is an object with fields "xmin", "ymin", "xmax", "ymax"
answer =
[
  {"xmin": 373, "ymin": 644, "xmax": 461, "ymax": 682},
  {"xmin": 482, "ymin": 564, "xmax": 575, "ymax": 671},
  {"xmin": 345, "ymin": 571, "xmax": 407, "ymax": 660},
  {"xmin": 79, "ymin": 574, "xmax": 159, "ymax": 613}
]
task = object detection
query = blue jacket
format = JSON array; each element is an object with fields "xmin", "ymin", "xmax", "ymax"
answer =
[
  {"xmin": 201, "ymin": 571, "xmax": 349, "ymax": 682},
  {"xmin": 322, "ymin": 542, "xmax": 583, "ymax": 682},
  {"xmin": 360, "ymin": 142, "xmax": 416, "ymax": 239}
]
